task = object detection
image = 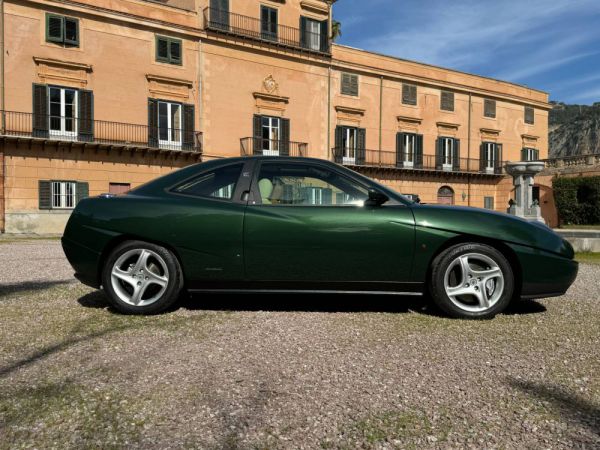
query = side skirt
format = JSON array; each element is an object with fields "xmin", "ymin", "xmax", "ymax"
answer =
[{"xmin": 187, "ymin": 281, "xmax": 424, "ymax": 296}]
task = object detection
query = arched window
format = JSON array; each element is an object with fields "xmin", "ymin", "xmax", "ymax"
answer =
[{"xmin": 437, "ymin": 186, "xmax": 455, "ymax": 205}]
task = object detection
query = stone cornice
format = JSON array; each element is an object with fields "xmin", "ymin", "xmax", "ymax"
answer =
[
  {"xmin": 521, "ymin": 134, "xmax": 540, "ymax": 140},
  {"xmin": 335, "ymin": 105, "xmax": 365, "ymax": 116},
  {"xmin": 33, "ymin": 57, "xmax": 93, "ymax": 72},
  {"xmin": 480, "ymin": 127, "xmax": 501, "ymax": 135},
  {"xmin": 397, "ymin": 115, "xmax": 422, "ymax": 124},
  {"xmin": 436, "ymin": 121, "xmax": 460, "ymax": 130},
  {"xmin": 300, "ymin": 0, "xmax": 329, "ymax": 14},
  {"xmin": 253, "ymin": 92, "xmax": 289, "ymax": 103},
  {"xmin": 145, "ymin": 74, "xmax": 193, "ymax": 87}
]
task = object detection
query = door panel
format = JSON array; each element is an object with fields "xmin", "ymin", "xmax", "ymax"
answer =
[
  {"xmin": 160, "ymin": 162, "xmax": 251, "ymax": 286},
  {"xmin": 244, "ymin": 205, "xmax": 415, "ymax": 283}
]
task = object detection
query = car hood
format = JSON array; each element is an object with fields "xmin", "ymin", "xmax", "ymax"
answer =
[{"xmin": 410, "ymin": 204, "xmax": 574, "ymax": 258}]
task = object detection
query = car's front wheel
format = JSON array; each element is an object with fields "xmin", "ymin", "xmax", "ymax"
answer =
[
  {"xmin": 102, "ymin": 240, "xmax": 183, "ymax": 314},
  {"xmin": 429, "ymin": 243, "xmax": 514, "ymax": 319}
]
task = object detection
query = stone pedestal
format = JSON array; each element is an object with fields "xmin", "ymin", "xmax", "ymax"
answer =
[{"xmin": 505, "ymin": 161, "xmax": 545, "ymax": 223}]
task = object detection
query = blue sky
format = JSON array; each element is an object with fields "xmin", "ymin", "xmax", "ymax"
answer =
[{"xmin": 332, "ymin": 0, "xmax": 600, "ymax": 105}]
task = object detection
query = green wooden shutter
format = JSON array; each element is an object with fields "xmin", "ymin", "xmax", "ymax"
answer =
[
  {"xmin": 396, "ymin": 132, "xmax": 404, "ymax": 168},
  {"xmin": 334, "ymin": 126, "xmax": 343, "ymax": 163},
  {"xmin": 453, "ymin": 139, "xmax": 460, "ymax": 171},
  {"xmin": 495, "ymin": 143, "xmax": 503, "ymax": 174},
  {"xmin": 403, "ymin": 84, "xmax": 417, "ymax": 105},
  {"xmin": 480, "ymin": 143, "xmax": 486, "ymax": 172},
  {"xmin": 32, "ymin": 84, "xmax": 49, "ymax": 138},
  {"xmin": 39, "ymin": 180, "xmax": 52, "ymax": 210},
  {"xmin": 356, "ymin": 128, "xmax": 366, "ymax": 165},
  {"xmin": 182, "ymin": 104, "xmax": 195, "ymax": 151},
  {"xmin": 300, "ymin": 17, "xmax": 308, "ymax": 48},
  {"xmin": 280, "ymin": 118, "xmax": 290, "ymax": 156},
  {"xmin": 441, "ymin": 91, "xmax": 454, "ymax": 111},
  {"xmin": 253, "ymin": 115, "xmax": 262, "ymax": 155},
  {"xmin": 341, "ymin": 73, "xmax": 358, "ymax": 96},
  {"xmin": 148, "ymin": 98, "xmax": 158, "ymax": 148},
  {"xmin": 415, "ymin": 134, "xmax": 423, "ymax": 169},
  {"xmin": 170, "ymin": 39, "xmax": 182, "ymax": 65},
  {"xmin": 156, "ymin": 36, "xmax": 169, "ymax": 62},
  {"xmin": 435, "ymin": 138, "xmax": 443, "ymax": 170},
  {"xmin": 64, "ymin": 17, "xmax": 79, "ymax": 46},
  {"xmin": 78, "ymin": 89, "xmax": 94, "ymax": 142},
  {"xmin": 534, "ymin": 149, "xmax": 539, "ymax": 160},
  {"xmin": 46, "ymin": 14, "xmax": 64, "ymax": 43},
  {"xmin": 76, "ymin": 182, "xmax": 89, "ymax": 204},
  {"xmin": 525, "ymin": 106, "xmax": 534, "ymax": 125},
  {"xmin": 484, "ymin": 99, "xmax": 496, "ymax": 118},
  {"xmin": 521, "ymin": 148, "xmax": 528, "ymax": 161},
  {"xmin": 320, "ymin": 20, "xmax": 329, "ymax": 52}
]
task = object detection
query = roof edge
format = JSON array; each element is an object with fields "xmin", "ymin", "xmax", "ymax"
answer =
[{"xmin": 332, "ymin": 43, "xmax": 549, "ymax": 98}]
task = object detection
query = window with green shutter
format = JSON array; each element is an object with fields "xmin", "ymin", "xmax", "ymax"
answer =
[
  {"xmin": 441, "ymin": 91, "xmax": 454, "ymax": 111},
  {"xmin": 521, "ymin": 148, "xmax": 539, "ymax": 161},
  {"xmin": 484, "ymin": 196, "xmax": 494, "ymax": 210},
  {"xmin": 484, "ymin": 99, "xmax": 496, "ymax": 118},
  {"xmin": 341, "ymin": 72, "xmax": 359, "ymax": 96},
  {"xmin": 402, "ymin": 83, "xmax": 417, "ymax": 105},
  {"xmin": 156, "ymin": 35, "xmax": 182, "ymax": 65},
  {"xmin": 46, "ymin": 13, "xmax": 79, "ymax": 47},
  {"xmin": 39, "ymin": 180, "xmax": 88, "ymax": 210},
  {"xmin": 524, "ymin": 106, "xmax": 535, "ymax": 125}
]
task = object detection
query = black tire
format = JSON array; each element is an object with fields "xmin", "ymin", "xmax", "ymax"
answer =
[
  {"xmin": 429, "ymin": 243, "xmax": 514, "ymax": 319},
  {"xmin": 101, "ymin": 240, "xmax": 184, "ymax": 315}
]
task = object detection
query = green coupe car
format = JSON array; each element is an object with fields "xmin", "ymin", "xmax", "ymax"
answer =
[{"xmin": 62, "ymin": 156, "xmax": 578, "ymax": 319}]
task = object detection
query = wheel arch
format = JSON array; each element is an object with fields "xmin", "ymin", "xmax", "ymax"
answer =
[
  {"xmin": 425, "ymin": 234, "xmax": 523, "ymax": 299},
  {"xmin": 97, "ymin": 234, "xmax": 187, "ymax": 288}
]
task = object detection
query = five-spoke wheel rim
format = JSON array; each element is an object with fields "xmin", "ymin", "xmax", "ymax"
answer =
[
  {"xmin": 443, "ymin": 253, "xmax": 504, "ymax": 313},
  {"xmin": 111, "ymin": 249, "xmax": 169, "ymax": 307}
]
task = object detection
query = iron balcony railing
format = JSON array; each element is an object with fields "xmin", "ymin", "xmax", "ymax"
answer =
[
  {"xmin": 332, "ymin": 147, "xmax": 505, "ymax": 175},
  {"xmin": 0, "ymin": 111, "xmax": 202, "ymax": 152},
  {"xmin": 204, "ymin": 7, "xmax": 330, "ymax": 54},
  {"xmin": 241, "ymin": 137, "xmax": 307, "ymax": 157}
]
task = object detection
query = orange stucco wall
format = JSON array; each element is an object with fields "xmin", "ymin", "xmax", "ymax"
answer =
[{"xmin": 1, "ymin": 0, "xmax": 550, "ymax": 233}]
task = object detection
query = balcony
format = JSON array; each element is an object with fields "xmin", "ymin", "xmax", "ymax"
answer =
[
  {"xmin": 332, "ymin": 148, "xmax": 505, "ymax": 176},
  {"xmin": 203, "ymin": 8, "xmax": 330, "ymax": 55},
  {"xmin": 240, "ymin": 137, "xmax": 307, "ymax": 157},
  {"xmin": 0, "ymin": 111, "xmax": 202, "ymax": 153}
]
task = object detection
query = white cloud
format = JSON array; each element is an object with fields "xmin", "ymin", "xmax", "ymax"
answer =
[{"xmin": 341, "ymin": 0, "xmax": 600, "ymax": 83}]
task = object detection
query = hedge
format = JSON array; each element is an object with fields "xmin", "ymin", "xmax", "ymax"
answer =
[{"xmin": 553, "ymin": 176, "xmax": 600, "ymax": 225}]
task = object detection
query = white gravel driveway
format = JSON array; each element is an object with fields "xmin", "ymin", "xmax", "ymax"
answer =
[{"xmin": 0, "ymin": 240, "xmax": 598, "ymax": 449}]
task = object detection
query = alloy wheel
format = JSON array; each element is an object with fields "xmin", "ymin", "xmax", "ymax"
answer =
[
  {"xmin": 110, "ymin": 248, "xmax": 169, "ymax": 306},
  {"xmin": 443, "ymin": 252, "xmax": 505, "ymax": 313}
]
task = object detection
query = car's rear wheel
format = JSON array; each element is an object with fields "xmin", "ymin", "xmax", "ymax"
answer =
[
  {"xmin": 430, "ymin": 243, "xmax": 514, "ymax": 319},
  {"xmin": 102, "ymin": 240, "xmax": 183, "ymax": 314}
]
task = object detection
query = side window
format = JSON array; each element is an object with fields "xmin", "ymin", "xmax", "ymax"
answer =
[
  {"xmin": 255, "ymin": 163, "xmax": 368, "ymax": 206},
  {"xmin": 172, "ymin": 164, "xmax": 243, "ymax": 200}
]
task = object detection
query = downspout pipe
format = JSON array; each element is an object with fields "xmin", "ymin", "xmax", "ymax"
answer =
[
  {"xmin": 467, "ymin": 92, "xmax": 472, "ymax": 207},
  {"xmin": 379, "ymin": 75, "xmax": 383, "ymax": 165}
]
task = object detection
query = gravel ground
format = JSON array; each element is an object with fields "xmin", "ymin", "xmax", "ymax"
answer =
[{"xmin": 0, "ymin": 240, "xmax": 599, "ymax": 449}]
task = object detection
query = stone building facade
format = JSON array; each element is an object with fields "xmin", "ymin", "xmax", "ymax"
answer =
[{"xmin": 0, "ymin": 0, "xmax": 550, "ymax": 233}]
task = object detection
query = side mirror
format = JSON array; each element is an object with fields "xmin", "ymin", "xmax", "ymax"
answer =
[{"xmin": 365, "ymin": 188, "xmax": 389, "ymax": 207}]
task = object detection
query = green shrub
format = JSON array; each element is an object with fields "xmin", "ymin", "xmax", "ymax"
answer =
[{"xmin": 553, "ymin": 176, "xmax": 600, "ymax": 225}]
